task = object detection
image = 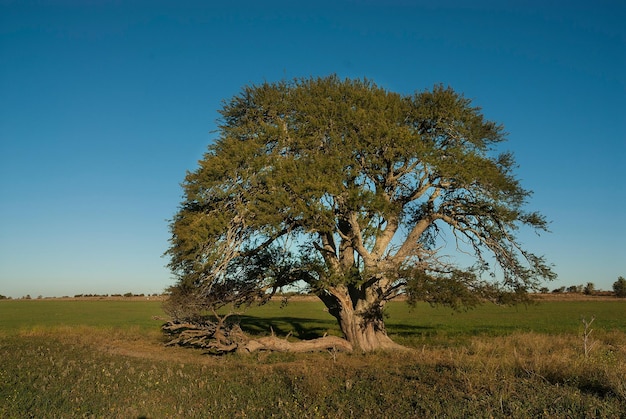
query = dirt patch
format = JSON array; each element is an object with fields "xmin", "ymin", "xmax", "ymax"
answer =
[{"xmin": 101, "ymin": 337, "xmax": 218, "ymax": 364}]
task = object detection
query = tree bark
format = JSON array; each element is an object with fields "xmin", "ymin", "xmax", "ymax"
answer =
[{"xmin": 318, "ymin": 287, "xmax": 409, "ymax": 352}]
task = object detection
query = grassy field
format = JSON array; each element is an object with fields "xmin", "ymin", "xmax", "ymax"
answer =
[{"xmin": 1, "ymin": 297, "xmax": 625, "ymax": 417}]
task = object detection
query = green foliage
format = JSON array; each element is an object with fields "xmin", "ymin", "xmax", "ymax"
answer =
[
  {"xmin": 166, "ymin": 75, "xmax": 555, "ymax": 333},
  {"xmin": 613, "ymin": 276, "xmax": 626, "ymax": 297},
  {"xmin": 405, "ymin": 268, "xmax": 484, "ymax": 309}
]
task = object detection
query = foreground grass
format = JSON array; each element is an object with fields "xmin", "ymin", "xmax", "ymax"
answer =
[{"xmin": 1, "ymin": 299, "xmax": 625, "ymax": 417}]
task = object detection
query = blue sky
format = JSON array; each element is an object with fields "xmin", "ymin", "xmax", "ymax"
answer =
[{"xmin": 1, "ymin": 0, "xmax": 624, "ymax": 298}]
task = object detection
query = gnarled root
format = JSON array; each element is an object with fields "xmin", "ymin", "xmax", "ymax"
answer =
[{"xmin": 162, "ymin": 321, "xmax": 352, "ymax": 354}]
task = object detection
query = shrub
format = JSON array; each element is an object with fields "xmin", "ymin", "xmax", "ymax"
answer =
[{"xmin": 583, "ymin": 282, "xmax": 595, "ymax": 295}]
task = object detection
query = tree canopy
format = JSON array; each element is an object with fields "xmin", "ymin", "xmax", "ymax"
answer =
[{"xmin": 165, "ymin": 75, "xmax": 555, "ymax": 352}]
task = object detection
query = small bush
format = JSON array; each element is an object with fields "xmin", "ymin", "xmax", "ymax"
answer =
[{"xmin": 583, "ymin": 282, "xmax": 595, "ymax": 295}]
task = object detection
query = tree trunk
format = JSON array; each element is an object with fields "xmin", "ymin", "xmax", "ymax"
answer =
[
  {"xmin": 337, "ymin": 308, "xmax": 402, "ymax": 352},
  {"xmin": 319, "ymin": 288, "xmax": 408, "ymax": 352}
]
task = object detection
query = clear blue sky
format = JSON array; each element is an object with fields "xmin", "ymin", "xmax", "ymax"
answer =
[{"xmin": 1, "ymin": 0, "xmax": 624, "ymax": 298}]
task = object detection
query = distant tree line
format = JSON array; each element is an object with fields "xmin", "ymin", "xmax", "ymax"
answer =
[
  {"xmin": 0, "ymin": 293, "xmax": 165, "ymax": 300},
  {"xmin": 1, "ymin": 279, "xmax": 624, "ymax": 300},
  {"xmin": 536, "ymin": 276, "xmax": 626, "ymax": 297}
]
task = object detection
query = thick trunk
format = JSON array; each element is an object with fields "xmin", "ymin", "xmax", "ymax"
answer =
[
  {"xmin": 337, "ymin": 308, "xmax": 401, "ymax": 352},
  {"xmin": 319, "ymin": 289, "xmax": 408, "ymax": 352}
]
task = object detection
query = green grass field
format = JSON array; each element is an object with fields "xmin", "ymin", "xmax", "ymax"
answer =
[
  {"xmin": 1, "ymin": 298, "xmax": 625, "ymax": 417},
  {"xmin": 0, "ymin": 299, "xmax": 165, "ymax": 334}
]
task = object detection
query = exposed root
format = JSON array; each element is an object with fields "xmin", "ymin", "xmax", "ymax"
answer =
[
  {"xmin": 162, "ymin": 320, "xmax": 352, "ymax": 354},
  {"xmin": 243, "ymin": 335, "xmax": 353, "ymax": 353}
]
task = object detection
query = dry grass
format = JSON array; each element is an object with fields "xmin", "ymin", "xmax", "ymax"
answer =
[
  {"xmin": 3, "ymin": 325, "xmax": 625, "ymax": 417},
  {"xmin": 2, "ymin": 299, "xmax": 626, "ymax": 417}
]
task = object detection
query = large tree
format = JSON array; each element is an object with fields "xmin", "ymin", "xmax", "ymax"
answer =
[{"xmin": 165, "ymin": 75, "xmax": 555, "ymax": 352}]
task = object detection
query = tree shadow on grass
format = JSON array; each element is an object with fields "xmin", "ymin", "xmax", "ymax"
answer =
[
  {"xmin": 221, "ymin": 314, "xmax": 437, "ymax": 341},
  {"xmin": 387, "ymin": 323, "xmax": 532, "ymax": 342},
  {"xmin": 386, "ymin": 323, "xmax": 437, "ymax": 337},
  {"xmin": 212, "ymin": 314, "xmax": 538, "ymax": 345},
  {"xmin": 225, "ymin": 315, "xmax": 340, "ymax": 340}
]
